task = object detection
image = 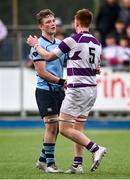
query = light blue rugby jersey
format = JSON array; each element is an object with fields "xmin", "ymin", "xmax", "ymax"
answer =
[{"xmin": 30, "ymin": 36, "xmax": 67, "ymax": 90}]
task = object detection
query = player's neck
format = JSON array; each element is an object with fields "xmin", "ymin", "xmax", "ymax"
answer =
[
  {"xmin": 42, "ymin": 32, "xmax": 55, "ymax": 43},
  {"xmin": 77, "ymin": 27, "xmax": 89, "ymax": 33}
]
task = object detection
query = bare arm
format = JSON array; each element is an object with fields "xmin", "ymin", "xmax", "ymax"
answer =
[
  {"xmin": 27, "ymin": 35, "xmax": 57, "ymax": 61},
  {"xmin": 34, "ymin": 61, "xmax": 60, "ymax": 84}
]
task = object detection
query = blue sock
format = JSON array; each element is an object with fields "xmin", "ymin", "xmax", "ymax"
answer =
[
  {"xmin": 44, "ymin": 143, "xmax": 55, "ymax": 167},
  {"xmin": 39, "ymin": 144, "xmax": 46, "ymax": 163}
]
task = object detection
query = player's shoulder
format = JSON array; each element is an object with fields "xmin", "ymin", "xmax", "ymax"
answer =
[
  {"xmin": 85, "ymin": 33, "xmax": 101, "ymax": 46},
  {"xmin": 69, "ymin": 32, "xmax": 100, "ymax": 45},
  {"xmin": 60, "ymin": 33, "xmax": 78, "ymax": 44},
  {"xmin": 38, "ymin": 36, "xmax": 48, "ymax": 46},
  {"xmin": 29, "ymin": 37, "xmax": 43, "ymax": 59},
  {"xmin": 70, "ymin": 32, "xmax": 81, "ymax": 41},
  {"xmin": 55, "ymin": 38, "xmax": 62, "ymax": 44}
]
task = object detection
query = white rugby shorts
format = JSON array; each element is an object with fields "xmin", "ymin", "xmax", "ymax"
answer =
[{"xmin": 60, "ymin": 86, "xmax": 97, "ymax": 117}]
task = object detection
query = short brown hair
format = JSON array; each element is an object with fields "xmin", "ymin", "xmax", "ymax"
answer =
[
  {"xmin": 36, "ymin": 9, "xmax": 55, "ymax": 24},
  {"xmin": 75, "ymin": 9, "xmax": 93, "ymax": 27}
]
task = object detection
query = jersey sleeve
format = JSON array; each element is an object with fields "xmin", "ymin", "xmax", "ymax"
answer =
[
  {"xmin": 30, "ymin": 47, "xmax": 45, "ymax": 62},
  {"xmin": 52, "ymin": 37, "xmax": 72, "ymax": 57}
]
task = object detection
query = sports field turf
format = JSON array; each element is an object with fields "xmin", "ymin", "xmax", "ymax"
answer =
[{"xmin": 0, "ymin": 128, "xmax": 130, "ymax": 179}]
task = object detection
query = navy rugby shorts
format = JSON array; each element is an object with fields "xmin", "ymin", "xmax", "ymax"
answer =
[{"xmin": 35, "ymin": 88, "xmax": 65, "ymax": 118}]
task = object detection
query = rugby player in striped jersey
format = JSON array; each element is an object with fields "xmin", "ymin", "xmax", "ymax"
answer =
[{"xmin": 27, "ymin": 8, "xmax": 107, "ymax": 173}]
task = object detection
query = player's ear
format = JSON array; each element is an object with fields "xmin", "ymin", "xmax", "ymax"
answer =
[
  {"xmin": 76, "ymin": 20, "xmax": 80, "ymax": 27},
  {"xmin": 75, "ymin": 19, "xmax": 79, "ymax": 28}
]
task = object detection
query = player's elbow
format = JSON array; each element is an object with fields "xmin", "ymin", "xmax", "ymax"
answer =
[{"xmin": 37, "ymin": 69, "xmax": 46, "ymax": 78}]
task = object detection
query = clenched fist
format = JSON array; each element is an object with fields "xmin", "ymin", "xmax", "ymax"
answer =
[{"xmin": 27, "ymin": 35, "xmax": 38, "ymax": 47}]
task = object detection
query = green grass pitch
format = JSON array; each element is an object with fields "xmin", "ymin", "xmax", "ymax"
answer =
[{"xmin": 0, "ymin": 128, "xmax": 130, "ymax": 179}]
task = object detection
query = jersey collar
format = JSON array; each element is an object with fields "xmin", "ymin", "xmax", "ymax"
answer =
[
  {"xmin": 42, "ymin": 36, "xmax": 56, "ymax": 44},
  {"xmin": 80, "ymin": 31, "xmax": 90, "ymax": 34}
]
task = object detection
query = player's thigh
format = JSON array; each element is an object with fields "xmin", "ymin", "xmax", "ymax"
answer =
[
  {"xmin": 59, "ymin": 112, "xmax": 75, "ymax": 131},
  {"xmin": 74, "ymin": 121, "xmax": 85, "ymax": 132},
  {"xmin": 60, "ymin": 88, "xmax": 81, "ymax": 117},
  {"xmin": 80, "ymin": 87, "xmax": 97, "ymax": 116}
]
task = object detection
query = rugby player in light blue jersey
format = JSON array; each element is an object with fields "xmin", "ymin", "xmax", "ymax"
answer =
[
  {"xmin": 30, "ymin": 9, "xmax": 67, "ymax": 173},
  {"xmin": 27, "ymin": 9, "xmax": 107, "ymax": 173}
]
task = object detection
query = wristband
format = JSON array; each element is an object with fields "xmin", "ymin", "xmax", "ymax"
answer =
[
  {"xmin": 34, "ymin": 43, "xmax": 40, "ymax": 50},
  {"xmin": 58, "ymin": 79, "xmax": 66, "ymax": 85}
]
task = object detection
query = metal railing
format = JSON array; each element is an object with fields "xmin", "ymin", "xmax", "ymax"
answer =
[{"xmin": 0, "ymin": 25, "xmax": 130, "ymax": 118}]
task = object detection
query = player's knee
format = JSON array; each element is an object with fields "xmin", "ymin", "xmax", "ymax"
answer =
[
  {"xmin": 59, "ymin": 121, "xmax": 73, "ymax": 136},
  {"xmin": 45, "ymin": 123, "xmax": 58, "ymax": 136},
  {"xmin": 59, "ymin": 124, "xmax": 64, "ymax": 135},
  {"xmin": 59, "ymin": 123, "xmax": 67, "ymax": 136}
]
